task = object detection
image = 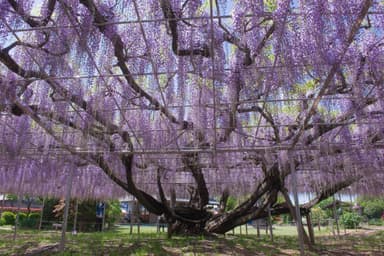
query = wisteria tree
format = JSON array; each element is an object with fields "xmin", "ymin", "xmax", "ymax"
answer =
[{"xmin": 1, "ymin": 0, "xmax": 384, "ymax": 237}]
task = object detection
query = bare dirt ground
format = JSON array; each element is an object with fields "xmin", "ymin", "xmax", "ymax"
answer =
[{"xmin": 314, "ymin": 226, "xmax": 384, "ymax": 256}]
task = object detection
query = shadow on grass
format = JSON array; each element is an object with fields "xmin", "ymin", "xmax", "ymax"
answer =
[{"xmin": 1, "ymin": 227, "xmax": 383, "ymax": 255}]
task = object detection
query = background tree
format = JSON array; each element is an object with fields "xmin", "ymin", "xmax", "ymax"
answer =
[{"xmin": 357, "ymin": 196, "xmax": 384, "ymax": 220}]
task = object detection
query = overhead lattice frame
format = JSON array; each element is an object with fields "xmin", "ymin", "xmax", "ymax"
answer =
[{"xmin": 0, "ymin": 0, "xmax": 383, "ymax": 204}]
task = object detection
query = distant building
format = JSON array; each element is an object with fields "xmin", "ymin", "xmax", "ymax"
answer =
[
  {"xmin": 352, "ymin": 203, "xmax": 363, "ymax": 216},
  {"xmin": 0, "ymin": 199, "xmax": 42, "ymax": 214},
  {"xmin": 119, "ymin": 197, "xmax": 219, "ymax": 224}
]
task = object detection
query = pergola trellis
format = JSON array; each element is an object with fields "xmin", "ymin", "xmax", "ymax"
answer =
[{"xmin": 0, "ymin": 0, "xmax": 384, "ymax": 253}]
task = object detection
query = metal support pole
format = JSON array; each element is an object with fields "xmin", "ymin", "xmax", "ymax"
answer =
[
  {"xmin": 13, "ymin": 195, "xmax": 22, "ymax": 241},
  {"xmin": 256, "ymin": 220, "xmax": 260, "ymax": 238},
  {"xmin": 39, "ymin": 198, "xmax": 45, "ymax": 231},
  {"xmin": 138, "ymin": 215, "xmax": 141, "ymax": 235},
  {"xmin": 13, "ymin": 167, "xmax": 25, "ymax": 242},
  {"xmin": 157, "ymin": 216, "xmax": 160, "ymax": 233},
  {"xmin": 130, "ymin": 210, "xmax": 133, "ymax": 235},
  {"xmin": 102, "ymin": 202, "xmax": 106, "ymax": 231},
  {"xmin": 290, "ymin": 151, "xmax": 305, "ymax": 256},
  {"xmin": 72, "ymin": 199, "xmax": 78, "ymax": 234},
  {"xmin": 0, "ymin": 194, "xmax": 5, "ymax": 218},
  {"xmin": 59, "ymin": 168, "xmax": 74, "ymax": 252},
  {"xmin": 255, "ymin": 200, "xmax": 261, "ymax": 238},
  {"xmin": 268, "ymin": 203, "xmax": 274, "ymax": 242}
]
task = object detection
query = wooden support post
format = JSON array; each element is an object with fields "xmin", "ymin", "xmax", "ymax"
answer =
[
  {"xmin": 330, "ymin": 219, "xmax": 335, "ymax": 237},
  {"xmin": 306, "ymin": 213, "xmax": 315, "ymax": 244},
  {"xmin": 282, "ymin": 189, "xmax": 312, "ymax": 248},
  {"xmin": 289, "ymin": 151, "xmax": 305, "ymax": 256},
  {"xmin": 167, "ymin": 222, "xmax": 172, "ymax": 238},
  {"xmin": 245, "ymin": 223, "xmax": 248, "ymax": 235},
  {"xmin": 333, "ymin": 195, "xmax": 340, "ymax": 238}
]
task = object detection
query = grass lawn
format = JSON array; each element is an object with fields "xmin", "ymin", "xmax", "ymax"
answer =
[{"xmin": 0, "ymin": 224, "xmax": 383, "ymax": 255}]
